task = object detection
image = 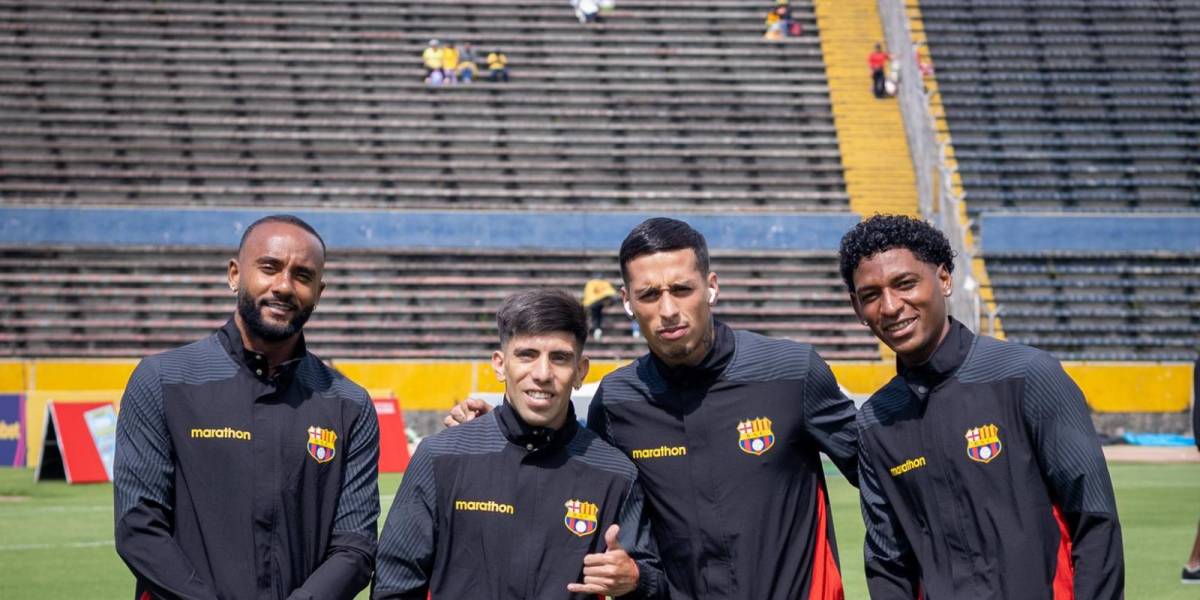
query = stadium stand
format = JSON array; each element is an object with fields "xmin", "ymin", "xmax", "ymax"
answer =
[
  {"xmin": 915, "ymin": 0, "xmax": 1200, "ymax": 217},
  {"xmin": 0, "ymin": 0, "xmax": 849, "ymax": 211},
  {"xmin": 912, "ymin": 0, "xmax": 1200, "ymax": 364},
  {"xmin": 0, "ymin": 245, "xmax": 877, "ymax": 361},
  {"xmin": 984, "ymin": 251, "xmax": 1199, "ymax": 361}
]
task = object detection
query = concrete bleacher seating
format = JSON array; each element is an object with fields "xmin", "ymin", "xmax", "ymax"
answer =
[
  {"xmin": 984, "ymin": 251, "xmax": 1199, "ymax": 361},
  {"xmin": 915, "ymin": 0, "xmax": 1200, "ymax": 217},
  {"xmin": 0, "ymin": 0, "xmax": 849, "ymax": 211},
  {"xmin": 0, "ymin": 246, "xmax": 878, "ymax": 361}
]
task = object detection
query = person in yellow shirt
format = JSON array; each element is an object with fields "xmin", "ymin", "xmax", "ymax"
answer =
[
  {"xmin": 441, "ymin": 42, "xmax": 460, "ymax": 85},
  {"xmin": 582, "ymin": 279, "xmax": 618, "ymax": 340},
  {"xmin": 422, "ymin": 39, "xmax": 444, "ymax": 85},
  {"xmin": 487, "ymin": 50, "xmax": 509, "ymax": 82}
]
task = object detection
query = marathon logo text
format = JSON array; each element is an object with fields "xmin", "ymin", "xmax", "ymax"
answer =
[
  {"xmin": 889, "ymin": 456, "xmax": 926, "ymax": 477},
  {"xmin": 630, "ymin": 445, "xmax": 687, "ymax": 460},
  {"xmin": 190, "ymin": 427, "xmax": 252, "ymax": 441},
  {"xmin": 455, "ymin": 499, "xmax": 516, "ymax": 515}
]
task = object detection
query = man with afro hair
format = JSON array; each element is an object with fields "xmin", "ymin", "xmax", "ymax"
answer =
[{"xmin": 840, "ymin": 214, "xmax": 1124, "ymax": 599}]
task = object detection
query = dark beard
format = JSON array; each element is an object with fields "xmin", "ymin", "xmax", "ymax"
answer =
[{"xmin": 236, "ymin": 288, "xmax": 313, "ymax": 342}]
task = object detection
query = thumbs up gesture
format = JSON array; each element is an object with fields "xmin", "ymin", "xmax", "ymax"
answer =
[{"xmin": 566, "ymin": 524, "xmax": 640, "ymax": 596}]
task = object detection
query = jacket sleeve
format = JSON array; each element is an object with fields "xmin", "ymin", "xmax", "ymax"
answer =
[
  {"xmin": 858, "ymin": 414, "xmax": 921, "ymax": 599},
  {"xmin": 291, "ymin": 394, "xmax": 381, "ymax": 600},
  {"xmin": 614, "ymin": 481, "xmax": 668, "ymax": 600},
  {"xmin": 1022, "ymin": 352, "xmax": 1124, "ymax": 599},
  {"xmin": 113, "ymin": 359, "xmax": 220, "ymax": 600},
  {"xmin": 801, "ymin": 347, "xmax": 860, "ymax": 487},
  {"xmin": 371, "ymin": 438, "xmax": 438, "ymax": 600}
]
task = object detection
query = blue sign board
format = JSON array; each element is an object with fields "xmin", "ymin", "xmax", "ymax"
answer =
[{"xmin": 0, "ymin": 395, "xmax": 24, "ymax": 467}]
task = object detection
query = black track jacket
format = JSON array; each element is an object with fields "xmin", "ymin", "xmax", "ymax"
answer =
[
  {"xmin": 114, "ymin": 319, "xmax": 380, "ymax": 600},
  {"xmin": 858, "ymin": 318, "xmax": 1123, "ymax": 600},
  {"xmin": 586, "ymin": 321, "xmax": 859, "ymax": 599},
  {"xmin": 373, "ymin": 402, "xmax": 667, "ymax": 600}
]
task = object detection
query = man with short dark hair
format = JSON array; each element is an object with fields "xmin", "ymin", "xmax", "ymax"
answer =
[
  {"xmin": 448, "ymin": 217, "xmax": 859, "ymax": 599},
  {"xmin": 374, "ymin": 289, "xmax": 666, "ymax": 599},
  {"xmin": 114, "ymin": 215, "xmax": 379, "ymax": 600},
  {"xmin": 840, "ymin": 214, "xmax": 1123, "ymax": 599}
]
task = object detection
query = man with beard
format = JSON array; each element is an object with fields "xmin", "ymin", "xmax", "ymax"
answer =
[
  {"xmin": 841, "ymin": 215, "xmax": 1122, "ymax": 599},
  {"xmin": 113, "ymin": 215, "xmax": 380, "ymax": 600},
  {"xmin": 447, "ymin": 218, "xmax": 859, "ymax": 599}
]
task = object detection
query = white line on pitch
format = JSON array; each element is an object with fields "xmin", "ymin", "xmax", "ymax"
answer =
[
  {"xmin": 0, "ymin": 505, "xmax": 110, "ymax": 517},
  {"xmin": 0, "ymin": 540, "xmax": 113, "ymax": 552}
]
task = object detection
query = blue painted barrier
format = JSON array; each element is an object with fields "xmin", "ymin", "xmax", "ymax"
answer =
[{"xmin": 0, "ymin": 207, "xmax": 860, "ymax": 251}]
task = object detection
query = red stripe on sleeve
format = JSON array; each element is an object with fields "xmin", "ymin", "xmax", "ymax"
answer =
[
  {"xmin": 808, "ymin": 484, "xmax": 845, "ymax": 600},
  {"xmin": 1052, "ymin": 504, "xmax": 1076, "ymax": 600}
]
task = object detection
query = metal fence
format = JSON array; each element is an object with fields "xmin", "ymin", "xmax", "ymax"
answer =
[{"xmin": 877, "ymin": 0, "xmax": 984, "ymax": 334}]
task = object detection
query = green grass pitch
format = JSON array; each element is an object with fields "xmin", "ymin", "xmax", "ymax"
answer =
[{"xmin": 0, "ymin": 463, "xmax": 1196, "ymax": 598}]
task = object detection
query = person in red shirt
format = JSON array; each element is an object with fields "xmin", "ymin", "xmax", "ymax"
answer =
[{"xmin": 868, "ymin": 43, "xmax": 891, "ymax": 99}]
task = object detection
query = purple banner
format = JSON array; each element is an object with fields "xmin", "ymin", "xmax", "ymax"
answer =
[{"xmin": 0, "ymin": 395, "xmax": 24, "ymax": 467}]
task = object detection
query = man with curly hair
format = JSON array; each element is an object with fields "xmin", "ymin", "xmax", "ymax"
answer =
[{"xmin": 839, "ymin": 214, "xmax": 1124, "ymax": 599}]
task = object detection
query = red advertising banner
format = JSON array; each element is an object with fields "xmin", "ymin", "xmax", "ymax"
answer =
[
  {"xmin": 36, "ymin": 401, "xmax": 116, "ymax": 484},
  {"xmin": 374, "ymin": 397, "xmax": 411, "ymax": 473}
]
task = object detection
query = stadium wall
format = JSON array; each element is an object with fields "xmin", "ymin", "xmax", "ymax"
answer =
[
  {"xmin": 1, "ymin": 359, "xmax": 1192, "ymax": 467},
  {"xmin": 0, "ymin": 207, "xmax": 860, "ymax": 251},
  {"xmin": 980, "ymin": 214, "xmax": 1200, "ymax": 253}
]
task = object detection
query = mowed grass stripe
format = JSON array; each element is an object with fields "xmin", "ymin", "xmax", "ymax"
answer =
[{"xmin": 0, "ymin": 464, "xmax": 1196, "ymax": 599}]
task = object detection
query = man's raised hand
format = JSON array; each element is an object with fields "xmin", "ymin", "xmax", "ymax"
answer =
[{"xmin": 566, "ymin": 524, "xmax": 639, "ymax": 597}]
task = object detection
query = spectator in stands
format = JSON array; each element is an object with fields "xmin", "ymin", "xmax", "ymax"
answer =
[
  {"xmin": 445, "ymin": 218, "xmax": 860, "ymax": 600},
  {"xmin": 764, "ymin": 1, "xmax": 796, "ymax": 40},
  {"xmin": 763, "ymin": 8, "xmax": 784, "ymax": 40},
  {"xmin": 423, "ymin": 39, "xmax": 445, "ymax": 85},
  {"xmin": 488, "ymin": 49, "xmax": 510, "ymax": 82},
  {"xmin": 572, "ymin": 0, "xmax": 601, "ymax": 24},
  {"xmin": 582, "ymin": 278, "xmax": 618, "ymax": 340},
  {"xmin": 373, "ymin": 289, "xmax": 666, "ymax": 599},
  {"xmin": 441, "ymin": 42, "xmax": 460, "ymax": 85},
  {"xmin": 457, "ymin": 42, "xmax": 480, "ymax": 84},
  {"xmin": 915, "ymin": 43, "xmax": 934, "ymax": 78},
  {"xmin": 868, "ymin": 43, "xmax": 891, "ymax": 98},
  {"xmin": 840, "ymin": 214, "xmax": 1124, "ymax": 600},
  {"xmin": 1184, "ymin": 353, "xmax": 1200, "ymax": 584},
  {"xmin": 114, "ymin": 215, "xmax": 379, "ymax": 600}
]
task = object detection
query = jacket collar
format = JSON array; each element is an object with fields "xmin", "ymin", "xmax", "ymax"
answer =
[
  {"xmin": 651, "ymin": 319, "xmax": 734, "ymax": 387},
  {"xmin": 897, "ymin": 316, "xmax": 973, "ymax": 398},
  {"xmin": 494, "ymin": 400, "xmax": 578, "ymax": 454},
  {"xmin": 216, "ymin": 317, "xmax": 307, "ymax": 384}
]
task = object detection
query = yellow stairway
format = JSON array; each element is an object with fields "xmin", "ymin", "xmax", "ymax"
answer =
[{"xmin": 813, "ymin": 0, "xmax": 919, "ymax": 218}]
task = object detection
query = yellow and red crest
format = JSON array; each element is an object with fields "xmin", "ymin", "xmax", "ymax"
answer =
[
  {"xmin": 965, "ymin": 424, "xmax": 1002, "ymax": 463},
  {"xmin": 737, "ymin": 417, "xmax": 775, "ymax": 456},
  {"xmin": 563, "ymin": 499, "xmax": 599, "ymax": 537},
  {"xmin": 307, "ymin": 426, "xmax": 338, "ymax": 464}
]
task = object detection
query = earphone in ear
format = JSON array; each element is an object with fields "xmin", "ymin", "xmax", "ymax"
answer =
[
  {"xmin": 623, "ymin": 300, "xmax": 635, "ymax": 318},
  {"xmin": 708, "ymin": 289, "xmax": 717, "ymax": 305}
]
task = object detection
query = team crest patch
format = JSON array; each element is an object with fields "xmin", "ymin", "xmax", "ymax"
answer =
[
  {"xmin": 563, "ymin": 499, "xmax": 599, "ymax": 537},
  {"xmin": 737, "ymin": 417, "xmax": 775, "ymax": 456},
  {"xmin": 307, "ymin": 426, "xmax": 338, "ymax": 464},
  {"xmin": 965, "ymin": 424, "xmax": 1002, "ymax": 463}
]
